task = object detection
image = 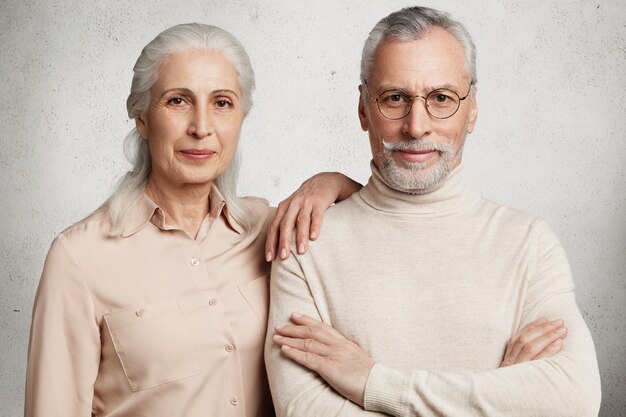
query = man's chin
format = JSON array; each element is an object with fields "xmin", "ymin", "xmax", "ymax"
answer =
[{"xmin": 381, "ymin": 160, "xmax": 449, "ymax": 194}]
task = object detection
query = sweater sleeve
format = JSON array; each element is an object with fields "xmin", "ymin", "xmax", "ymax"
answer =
[
  {"xmin": 25, "ymin": 234, "xmax": 101, "ymax": 417},
  {"xmin": 267, "ymin": 219, "xmax": 600, "ymax": 417},
  {"xmin": 363, "ymin": 219, "xmax": 601, "ymax": 416},
  {"xmin": 265, "ymin": 247, "xmax": 386, "ymax": 417}
]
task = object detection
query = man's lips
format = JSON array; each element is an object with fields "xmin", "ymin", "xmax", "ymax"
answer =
[
  {"xmin": 394, "ymin": 148, "xmax": 437, "ymax": 163},
  {"xmin": 399, "ymin": 149, "xmax": 435, "ymax": 154}
]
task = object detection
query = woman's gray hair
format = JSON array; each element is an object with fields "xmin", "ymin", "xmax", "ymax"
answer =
[
  {"xmin": 106, "ymin": 23, "xmax": 256, "ymax": 237},
  {"xmin": 360, "ymin": 6, "xmax": 477, "ymax": 85}
]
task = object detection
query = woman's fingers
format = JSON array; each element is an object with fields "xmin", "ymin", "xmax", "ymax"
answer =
[
  {"xmin": 278, "ymin": 344, "xmax": 324, "ymax": 372},
  {"xmin": 265, "ymin": 202, "xmax": 287, "ymax": 261},
  {"xmin": 294, "ymin": 201, "xmax": 314, "ymax": 255},
  {"xmin": 288, "ymin": 313, "xmax": 346, "ymax": 339}
]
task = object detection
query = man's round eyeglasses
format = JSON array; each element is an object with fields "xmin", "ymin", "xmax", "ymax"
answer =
[{"xmin": 363, "ymin": 81, "xmax": 473, "ymax": 120}]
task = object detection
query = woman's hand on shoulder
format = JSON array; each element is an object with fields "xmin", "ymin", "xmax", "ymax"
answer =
[{"xmin": 265, "ymin": 172, "xmax": 361, "ymax": 262}]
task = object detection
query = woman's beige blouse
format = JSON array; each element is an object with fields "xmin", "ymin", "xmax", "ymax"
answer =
[{"xmin": 25, "ymin": 187, "xmax": 275, "ymax": 417}]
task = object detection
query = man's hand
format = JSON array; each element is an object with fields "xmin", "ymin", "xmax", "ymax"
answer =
[
  {"xmin": 500, "ymin": 317, "xmax": 568, "ymax": 367},
  {"xmin": 273, "ymin": 314, "xmax": 567, "ymax": 407},
  {"xmin": 265, "ymin": 173, "xmax": 361, "ymax": 261},
  {"xmin": 272, "ymin": 313, "xmax": 375, "ymax": 407}
]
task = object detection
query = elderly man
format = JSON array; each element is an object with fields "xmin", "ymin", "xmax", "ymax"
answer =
[{"xmin": 265, "ymin": 6, "xmax": 601, "ymax": 417}]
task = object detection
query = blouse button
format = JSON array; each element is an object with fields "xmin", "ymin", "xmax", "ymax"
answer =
[
  {"xmin": 225, "ymin": 344, "xmax": 235, "ymax": 353},
  {"xmin": 190, "ymin": 257, "xmax": 200, "ymax": 267},
  {"xmin": 208, "ymin": 298, "xmax": 217, "ymax": 306},
  {"xmin": 135, "ymin": 308, "xmax": 145, "ymax": 317},
  {"xmin": 230, "ymin": 396, "xmax": 239, "ymax": 406}
]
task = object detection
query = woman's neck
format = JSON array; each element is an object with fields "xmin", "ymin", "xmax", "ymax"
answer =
[{"xmin": 145, "ymin": 178, "xmax": 212, "ymax": 238}]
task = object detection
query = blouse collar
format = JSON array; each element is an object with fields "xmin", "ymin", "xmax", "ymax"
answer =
[{"xmin": 121, "ymin": 184, "xmax": 243, "ymax": 237}]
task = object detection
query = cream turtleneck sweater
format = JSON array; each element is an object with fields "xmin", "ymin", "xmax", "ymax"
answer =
[{"xmin": 265, "ymin": 162, "xmax": 601, "ymax": 417}]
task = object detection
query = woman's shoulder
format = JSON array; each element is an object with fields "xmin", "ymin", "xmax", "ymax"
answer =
[
  {"xmin": 235, "ymin": 196, "xmax": 277, "ymax": 239},
  {"xmin": 239, "ymin": 195, "xmax": 274, "ymax": 220},
  {"xmin": 57, "ymin": 205, "xmax": 112, "ymax": 244}
]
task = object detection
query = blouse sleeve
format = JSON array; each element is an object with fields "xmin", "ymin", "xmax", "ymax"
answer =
[{"xmin": 25, "ymin": 234, "xmax": 101, "ymax": 417}]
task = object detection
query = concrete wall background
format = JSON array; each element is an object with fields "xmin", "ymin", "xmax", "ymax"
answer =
[{"xmin": 1, "ymin": 1, "xmax": 624, "ymax": 415}]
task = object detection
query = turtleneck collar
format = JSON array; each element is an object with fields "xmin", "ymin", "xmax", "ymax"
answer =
[{"xmin": 358, "ymin": 160, "xmax": 477, "ymax": 215}]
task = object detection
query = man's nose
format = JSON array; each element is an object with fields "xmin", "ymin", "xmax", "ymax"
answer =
[{"xmin": 402, "ymin": 97, "xmax": 433, "ymax": 138}]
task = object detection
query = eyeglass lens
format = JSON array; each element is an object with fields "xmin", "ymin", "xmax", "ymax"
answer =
[{"xmin": 377, "ymin": 89, "xmax": 462, "ymax": 119}]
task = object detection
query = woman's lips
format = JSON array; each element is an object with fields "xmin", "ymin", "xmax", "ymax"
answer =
[{"xmin": 180, "ymin": 149, "xmax": 215, "ymax": 161}]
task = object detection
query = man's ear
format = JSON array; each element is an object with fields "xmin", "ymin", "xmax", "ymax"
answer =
[
  {"xmin": 466, "ymin": 86, "xmax": 478, "ymax": 134},
  {"xmin": 358, "ymin": 85, "xmax": 369, "ymax": 132}
]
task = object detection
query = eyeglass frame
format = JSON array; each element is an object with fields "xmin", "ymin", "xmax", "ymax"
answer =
[{"xmin": 363, "ymin": 80, "xmax": 474, "ymax": 120}]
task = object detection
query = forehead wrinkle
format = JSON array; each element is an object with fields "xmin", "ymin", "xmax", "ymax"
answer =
[
  {"xmin": 371, "ymin": 32, "xmax": 469, "ymax": 96},
  {"xmin": 154, "ymin": 50, "xmax": 242, "ymax": 96}
]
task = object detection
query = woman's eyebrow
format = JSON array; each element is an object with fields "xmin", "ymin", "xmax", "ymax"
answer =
[
  {"xmin": 159, "ymin": 87, "xmax": 240, "ymax": 98},
  {"xmin": 159, "ymin": 87, "xmax": 194, "ymax": 98}
]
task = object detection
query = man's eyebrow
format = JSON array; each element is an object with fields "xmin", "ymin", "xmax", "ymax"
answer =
[
  {"xmin": 429, "ymin": 83, "xmax": 460, "ymax": 91},
  {"xmin": 377, "ymin": 85, "xmax": 412, "ymax": 94},
  {"xmin": 377, "ymin": 83, "xmax": 462, "ymax": 94}
]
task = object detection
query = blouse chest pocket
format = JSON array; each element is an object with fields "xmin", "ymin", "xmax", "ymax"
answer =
[
  {"xmin": 238, "ymin": 275, "xmax": 270, "ymax": 330},
  {"xmin": 104, "ymin": 299, "xmax": 201, "ymax": 391}
]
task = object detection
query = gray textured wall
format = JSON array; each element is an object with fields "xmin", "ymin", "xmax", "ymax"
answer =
[{"xmin": 1, "ymin": 1, "xmax": 625, "ymax": 415}]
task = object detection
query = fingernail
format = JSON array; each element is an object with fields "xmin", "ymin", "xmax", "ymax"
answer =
[
  {"xmin": 292, "ymin": 312, "xmax": 301, "ymax": 318},
  {"xmin": 280, "ymin": 249, "xmax": 287, "ymax": 259},
  {"xmin": 266, "ymin": 252, "xmax": 272, "ymax": 262},
  {"xmin": 556, "ymin": 327, "xmax": 567, "ymax": 334},
  {"xmin": 551, "ymin": 319, "xmax": 564, "ymax": 326},
  {"xmin": 298, "ymin": 243, "xmax": 305, "ymax": 254},
  {"xmin": 310, "ymin": 231, "xmax": 318, "ymax": 240}
]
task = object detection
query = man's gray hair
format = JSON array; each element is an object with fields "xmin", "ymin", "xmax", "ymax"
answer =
[
  {"xmin": 106, "ymin": 23, "xmax": 256, "ymax": 237},
  {"xmin": 360, "ymin": 6, "xmax": 477, "ymax": 85}
]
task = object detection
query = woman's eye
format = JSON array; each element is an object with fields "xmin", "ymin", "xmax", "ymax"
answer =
[
  {"xmin": 215, "ymin": 99, "xmax": 233, "ymax": 109},
  {"xmin": 168, "ymin": 97, "xmax": 185, "ymax": 106}
]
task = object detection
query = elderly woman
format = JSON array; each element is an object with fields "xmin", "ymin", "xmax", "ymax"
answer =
[{"xmin": 24, "ymin": 23, "xmax": 358, "ymax": 417}]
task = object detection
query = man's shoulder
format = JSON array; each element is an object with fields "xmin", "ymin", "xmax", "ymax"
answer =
[
  {"xmin": 321, "ymin": 191, "xmax": 369, "ymax": 225},
  {"xmin": 477, "ymin": 196, "xmax": 557, "ymax": 239}
]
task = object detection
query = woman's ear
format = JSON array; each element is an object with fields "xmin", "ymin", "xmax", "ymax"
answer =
[{"xmin": 135, "ymin": 112, "xmax": 148, "ymax": 139}]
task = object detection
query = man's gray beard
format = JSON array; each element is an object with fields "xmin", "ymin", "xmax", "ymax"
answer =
[{"xmin": 379, "ymin": 138, "xmax": 459, "ymax": 194}]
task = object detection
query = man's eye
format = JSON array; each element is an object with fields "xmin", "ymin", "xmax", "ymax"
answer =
[
  {"xmin": 381, "ymin": 92, "xmax": 408, "ymax": 106},
  {"xmin": 428, "ymin": 90, "xmax": 458, "ymax": 106}
]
